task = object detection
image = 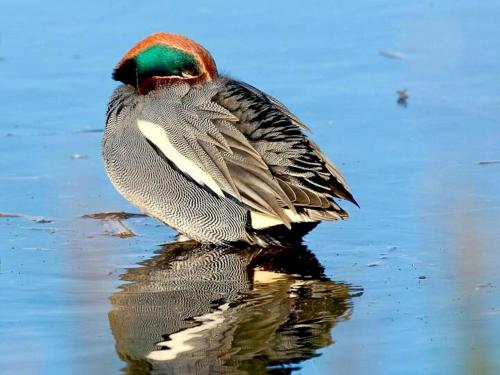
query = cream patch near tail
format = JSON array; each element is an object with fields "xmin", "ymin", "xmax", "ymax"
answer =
[{"xmin": 250, "ymin": 210, "xmax": 317, "ymax": 229}]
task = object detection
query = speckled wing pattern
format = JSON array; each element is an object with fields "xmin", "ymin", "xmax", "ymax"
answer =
[{"xmin": 138, "ymin": 78, "xmax": 356, "ymax": 228}]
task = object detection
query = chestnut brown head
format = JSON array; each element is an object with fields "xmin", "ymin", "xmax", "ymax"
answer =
[{"xmin": 113, "ymin": 32, "xmax": 218, "ymax": 94}]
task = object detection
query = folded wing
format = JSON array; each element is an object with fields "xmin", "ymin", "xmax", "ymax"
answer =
[{"xmin": 138, "ymin": 79, "xmax": 356, "ymax": 229}]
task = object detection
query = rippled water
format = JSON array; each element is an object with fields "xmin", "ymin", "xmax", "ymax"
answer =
[{"xmin": 1, "ymin": 1, "xmax": 499, "ymax": 374}]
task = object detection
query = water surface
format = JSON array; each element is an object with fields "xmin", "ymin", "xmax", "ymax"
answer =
[{"xmin": 1, "ymin": 1, "xmax": 499, "ymax": 374}]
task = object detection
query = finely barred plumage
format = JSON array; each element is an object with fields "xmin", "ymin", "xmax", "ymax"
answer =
[
  {"xmin": 104, "ymin": 85, "xmax": 250, "ymax": 243},
  {"xmin": 103, "ymin": 32, "xmax": 357, "ymax": 245},
  {"xmin": 109, "ymin": 242, "xmax": 351, "ymax": 373}
]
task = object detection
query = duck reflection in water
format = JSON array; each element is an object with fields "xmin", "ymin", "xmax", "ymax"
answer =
[{"xmin": 109, "ymin": 242, "xmax": 361, "ymax": 374}]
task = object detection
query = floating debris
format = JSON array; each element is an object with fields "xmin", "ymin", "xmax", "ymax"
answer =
[
  {"xmin": 22, "ymin": 247, "xmax": 55, "ymax": 251},
  {"xmin": 33, "ymin": 217, "xmax": 52, "ymax": 223},
  {"xmin": 105, "ymin": 220, "xmax": 136, "ymax": 238},
  {"xmin": 82, "ymin": 212, "xmax": 147, "ymax": 220},
  {"xmin": 0, "ymin": 212, "xmax": 53, "ymax": 223},
  {"xmin": 379, "ymin": 50, "xmax": 407, "ymax": 60},
  {"xmin": 0, "ymin": 213, "xmax": 20, "ymax": 218},
  {"xmin": 476, "ymin": 282, "xmax": 494, "ymax": 290},
  {"xmin": 397, "ymin": 89, "xmax": 409, "ymax": 107},
  {"xmin": 82, "ymin": 211, "xmax": 147, "ymax": 237},
  {"xmin": 477, "ymin": 160, "xmax": 500, "ymax": 165},
  {"xmin": 71, "ymin": 154, "xmax": 88, "ymax": 160}
]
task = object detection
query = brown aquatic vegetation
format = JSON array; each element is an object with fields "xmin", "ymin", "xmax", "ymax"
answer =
[{"xmin": 81, "ymin": 211, "xmax": 146, "ymax": 238}]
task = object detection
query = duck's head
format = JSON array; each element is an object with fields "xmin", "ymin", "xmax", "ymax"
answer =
[{"xmin": 113, "ymin": 32, "xmax": 218, "ymax": 94}]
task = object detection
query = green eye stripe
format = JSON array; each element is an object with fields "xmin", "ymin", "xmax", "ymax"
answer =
[{"xmin": 135, "ymin": 45, "xmax": 198, "ymax": 76}]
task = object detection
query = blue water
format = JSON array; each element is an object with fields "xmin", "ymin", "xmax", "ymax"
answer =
[{"xmin": 1, "ymin": 1, "xmax": 499, "ymax": 374}]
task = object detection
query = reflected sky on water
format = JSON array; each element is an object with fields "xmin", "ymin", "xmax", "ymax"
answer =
[{"xmin": 1, "ymin": 1, "xmax": 499, "ymax": 374}]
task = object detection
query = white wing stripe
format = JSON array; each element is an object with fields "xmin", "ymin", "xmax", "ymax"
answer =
[{"xmin": 137, "ymin": 120, "xmax": 225, "ymax": 197}]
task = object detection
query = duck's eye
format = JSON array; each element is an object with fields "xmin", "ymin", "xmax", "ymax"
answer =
[{"xmin": 181, "ymin": 71, "xmax": 197, "ymax": 79}]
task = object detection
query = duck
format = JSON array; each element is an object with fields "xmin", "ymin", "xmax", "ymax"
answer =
[{"xmin": 103, "ymin": 32, "xmax": 357, "ymax": 246}]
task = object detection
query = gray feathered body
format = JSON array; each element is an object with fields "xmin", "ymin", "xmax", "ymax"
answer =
[{"xmin": 103, "ymin": 78, "xmax": 355, "ymax": 244}]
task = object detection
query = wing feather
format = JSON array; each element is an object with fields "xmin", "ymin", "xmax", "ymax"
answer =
[
  {"xmin": 213, "ymin": 79, "xmax": 357, "ymax": 221},
  {"xmin": 138, "ymin": 78, "xmax": 356, "ymax": 228},
  {"xmin": 139, "ymin": 82, "xmax": 294, "ymax": 223}
]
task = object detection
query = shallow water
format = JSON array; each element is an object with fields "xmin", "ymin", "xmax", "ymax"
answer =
[{"xmin": 1, "ymin": 1, "xmax": 499, "ymax": 374}]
